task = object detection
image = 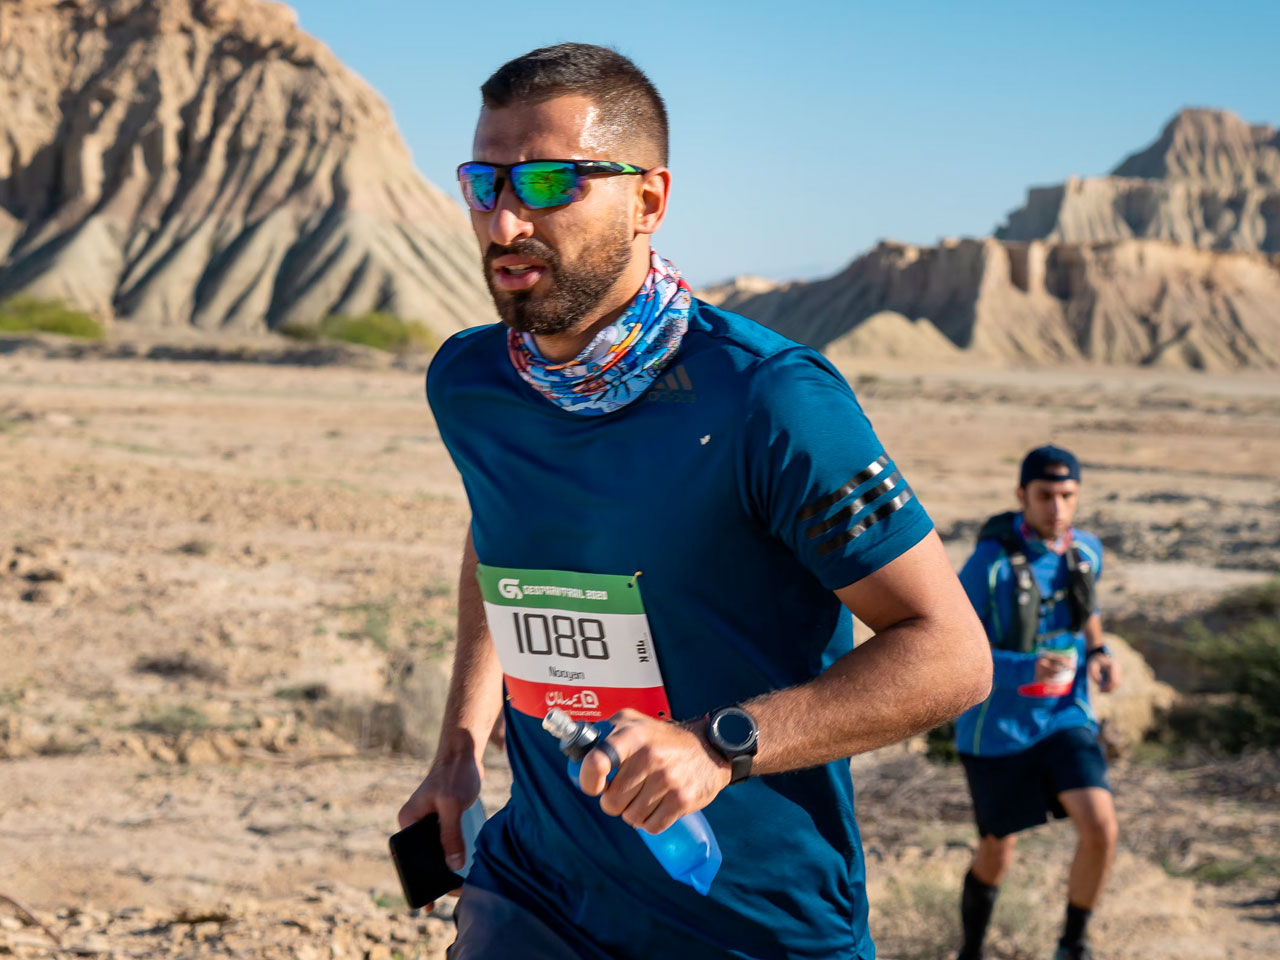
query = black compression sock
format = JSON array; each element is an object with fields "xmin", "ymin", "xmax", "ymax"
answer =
[
  {"xmin": 958, "ymin": 871, "xmax": 999, "ymax": 960},
  {"xmin": 1059, "ymin": 901, "xmax": 1092, "ymax": 950}
]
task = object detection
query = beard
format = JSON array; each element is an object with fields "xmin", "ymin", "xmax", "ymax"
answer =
[{"xmin": 483, "ymin": 221, "xmax": 633, "ymax": 335}]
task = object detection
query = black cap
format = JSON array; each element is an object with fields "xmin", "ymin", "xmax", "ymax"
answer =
[{"xmin": 1019, "ymin": 445, "xmax": 1080, "ymax": 487}]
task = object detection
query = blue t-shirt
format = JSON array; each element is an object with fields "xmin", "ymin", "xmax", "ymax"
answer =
[
  {"xmin": 427, "ymin": 300, "xmax": 934, "ymax": 960},
  {"xmin": 953, "ymin": 517, "xmax": 1104, "ymax": 758}
]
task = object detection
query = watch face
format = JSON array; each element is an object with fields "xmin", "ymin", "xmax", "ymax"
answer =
[{"xmin": 712, "ymin": 709, "xmax": 756, "ymax": 751}]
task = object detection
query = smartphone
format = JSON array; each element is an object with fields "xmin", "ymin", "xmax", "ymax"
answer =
[{"xmin": 388, "ymin": 812, "xmax": 465, "ymax": 909}]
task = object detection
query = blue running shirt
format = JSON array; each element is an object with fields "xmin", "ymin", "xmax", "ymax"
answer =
[
  {"xmin": 954, "ymin": 522, "xmax": 1104, "ymax": 758},
  {"xmin": 428, "ymin": 300, "xmax": 934, "ymax": 960}
]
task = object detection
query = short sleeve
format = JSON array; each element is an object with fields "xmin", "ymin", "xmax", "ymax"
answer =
[
  {"xmin": 1079, "ymin": 535, "xmax": 1103, "ymax": 582},
  {"xmin": 740, "ymin": 348, "xmax": 933, "ymax": 591},
  {"xmin": 958, "ymin": 542, "xmax": 1000, "ymax": 626},
  {"xmin": 1075, "ymin": 533, "xmax": 1104, "ymax": 614}
]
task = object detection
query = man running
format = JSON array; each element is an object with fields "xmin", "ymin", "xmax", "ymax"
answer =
[
  {"xmin": 953, "ymin": 445, "xmax": 1121, "ymax": 960},
  {"xmin": 400, "ymin": 43, "xmax": 991, "ymax": 959}
]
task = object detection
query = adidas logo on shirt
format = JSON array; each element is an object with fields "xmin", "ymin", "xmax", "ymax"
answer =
[{"xmin": 647, "ymin": 365, "xmax": 696, "ymax": 403}]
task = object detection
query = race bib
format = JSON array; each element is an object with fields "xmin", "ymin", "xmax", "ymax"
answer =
[
  {"xmin": 1018, "ymin": 630, "xmax": 1079, "ymax": 699},
  {"xmin": 477, "ymin": 564, "xmax": 672, "ymax": 722}
]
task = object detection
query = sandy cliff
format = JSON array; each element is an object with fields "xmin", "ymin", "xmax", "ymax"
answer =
[
  {"xmin": 711, "ymin": 110, "xmax": 1280, "ymax": 370},
  {"xmin": 998, "ymin": 109, "xmax": 1280, "ymax": 253},
  {"xmin": 710, "ymin": 237, "xmax": 1280, "ymax": 370},
  {"xmin": 0, "ymin": 0, "xmax": 494, "ymax": 335}
]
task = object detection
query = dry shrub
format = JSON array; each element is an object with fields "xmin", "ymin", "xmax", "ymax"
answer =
[
  {"xmin": 870, "ymin": 865, "xmax": 1054, "ymax": 960},
  {"xmin": 134, "ymin": 652, "xmax": 225, "ymax": 684},
  {"xmin": 871, "ymin": 873, "xmax": 959, "ymax": 960}
]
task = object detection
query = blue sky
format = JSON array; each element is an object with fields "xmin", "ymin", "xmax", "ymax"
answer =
[{"xmin": 294, "ymin": 1, "xmax": 1279, "ymax": 286}]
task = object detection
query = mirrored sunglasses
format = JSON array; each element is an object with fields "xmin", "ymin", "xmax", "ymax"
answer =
[{"xmin": 456, "ymin": 159, "xmax": 647, "ymax": 212}]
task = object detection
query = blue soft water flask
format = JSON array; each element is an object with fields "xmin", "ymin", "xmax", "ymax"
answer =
[{"xmin": 542, "ymin": 708, "xmax": 722, "ymax": 895}]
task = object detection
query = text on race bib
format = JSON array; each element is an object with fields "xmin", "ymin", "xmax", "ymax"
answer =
[{"xmin": 476, "ymin": 564, "xmax": 672, "ymax": 722}]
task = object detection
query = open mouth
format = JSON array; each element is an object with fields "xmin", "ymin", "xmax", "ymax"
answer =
[{"xmin": 492, "ymin": 255, "xmax": 549, "ymax": 292}]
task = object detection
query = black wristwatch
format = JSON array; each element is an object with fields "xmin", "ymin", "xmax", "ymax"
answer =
[
  {"xmin": 1086, "ymin": 644, "xmax": 1113, "ymax": 660},
  {"xmin": 705, "ymin": 706, "xmax": 759, "ymax": 785}
]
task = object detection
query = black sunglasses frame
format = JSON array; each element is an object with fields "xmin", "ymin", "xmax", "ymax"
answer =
[{"xmin": 456, "ymin": 159, "xmax": 649, "ymax": 212}]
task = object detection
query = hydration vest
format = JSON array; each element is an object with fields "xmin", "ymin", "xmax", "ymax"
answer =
[{"xmin": 976, "ymin": 512, "xmax": 1097, "ymax": 653}]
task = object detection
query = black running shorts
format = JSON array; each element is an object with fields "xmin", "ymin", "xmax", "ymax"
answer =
[
  {"xmin": 448, "ymin": 885, "xmax": 596, "ymax": 960},
  {"xmin": 959, "ymin": 725, "xmax": 1110, "ymax": 838}
]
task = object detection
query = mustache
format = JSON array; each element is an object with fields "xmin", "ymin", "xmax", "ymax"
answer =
[{"xmin": 483, "ymin": 239, "xmax": 560, "ymax": 270}]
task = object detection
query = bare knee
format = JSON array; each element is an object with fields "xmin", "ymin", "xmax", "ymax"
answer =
[
  {"xmin": 1076, "ymin": 812, "xmax": 1118, "ymax": 853},
  {"xmin": 983, "ymin": 834, "xmax": 1018, "ymax": 865},
  {"xmin": 973, "ymin": 834, "xmax": 1017, "ymax": 884},
  {"xmin": 1061, "ymin": 787, "xmax": 1119, "ymax": 855}
]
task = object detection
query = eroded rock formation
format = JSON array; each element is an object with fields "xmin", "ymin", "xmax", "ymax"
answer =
[
  {"xmin": 712, "ymin": 110, "xmax": 1280, "ymax": 370},
  {"xmin": 998, "ymin": 109, "xmax": 1280, "ymax": 253},
  {"xmin": 0, "ymin": 0, "xmax": 495, "ymax": 335},
  {"xmin": 713, "ymin": 237, "xmax": 1280, "ymax": 370}
]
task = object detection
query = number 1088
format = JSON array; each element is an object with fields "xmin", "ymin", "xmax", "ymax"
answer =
[{"xmin": 512, "ymin": 612, "xmax": 610, "ymax": 660}]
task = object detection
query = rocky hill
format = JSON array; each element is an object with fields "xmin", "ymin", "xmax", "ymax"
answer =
[
  {"xmin": 710, "ymin": 237, "xmax": 1280, "ymax": 369},
  {"xmin": 0, "ymin": 0, "xmax": 494, "ymax": 336},
  {"xmin": 710, "ymin": 110, "xmax": 1280, "ymax": 371},
  {"xmin": 998, "ymin": 108, "xmax": 1280, "ymax": 253}
]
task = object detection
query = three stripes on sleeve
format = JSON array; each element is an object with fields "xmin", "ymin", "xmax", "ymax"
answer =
[{"xmin": 796, "ymin": 453, "xmax": 916, "ymax": 558}]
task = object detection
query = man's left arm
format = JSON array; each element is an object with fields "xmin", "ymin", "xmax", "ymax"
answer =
[
  {"xmin": 1084, "ymin": 613, "xmax": 1119, "ymax": 692},
  {"xmin": 1082, "ymin": 539, "xmax": 1119, "ymax": 692},
  {"xmin": 579, "ymin": 529, "xmax": 991, "ymax": 833}
]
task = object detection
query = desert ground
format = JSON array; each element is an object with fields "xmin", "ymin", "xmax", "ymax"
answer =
[{"xmin": 1, "ymin": 341, "xmax": 1277, "ymax": 959}]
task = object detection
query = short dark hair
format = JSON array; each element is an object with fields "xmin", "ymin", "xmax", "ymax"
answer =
[{"xmin": 480, "ymin": 43, "xmax": 669, "ymax": 165}]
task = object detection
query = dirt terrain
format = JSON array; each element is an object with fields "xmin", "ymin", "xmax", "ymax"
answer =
[{"xmin": 1, "ymin": 345, "xmax": 1277, "ymax": 958}]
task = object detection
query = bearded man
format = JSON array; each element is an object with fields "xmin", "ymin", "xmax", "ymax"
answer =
[{"xmin": 399, "ymin": 43, "xmax": 991, "ymax": 960}]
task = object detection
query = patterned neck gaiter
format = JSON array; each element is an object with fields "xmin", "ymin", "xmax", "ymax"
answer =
[
  {"xmin": 1021, "ymin": 517, "xmax": 1073, "ymax": 555},
  {"xmin": 508, "ymin": 251, "xmax": 691, "ymax": 416}
]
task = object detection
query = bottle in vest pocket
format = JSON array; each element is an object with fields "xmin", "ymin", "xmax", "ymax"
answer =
[
  {"xmin": 1017, "ymin": 631, "xmax": 1078, "ymax": 698},
  {"xmin": 543, "ymin": 708, "xmax": 722, "ymax": 895}
]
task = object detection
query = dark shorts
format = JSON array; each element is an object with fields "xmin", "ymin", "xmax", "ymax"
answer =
[
  {"xmin": 960, "ymin": 725, "xmax": 1110, "ymax": 839},
  {"xmin": 447, "ymin": 885, "xmax": 598, "ymax": 960}
]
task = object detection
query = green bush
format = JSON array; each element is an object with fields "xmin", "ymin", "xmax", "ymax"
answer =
[
  {"xmin": 925, "ymin": 720, "xmax": 960, "ymax": 763},
  {"xmin": 133, "ymin": 704, "xmax": 210, "ymax": 736},
  {"xmin": 0, "ymin": 296, "xmax": 104, "ymax": 339},
  {"xmin": 1155, "ymin": 579, "xmax": 1280, "ymax": 753},
  {"xmin": 1164, "ymin": 853, "xmax": 1280, "ymax": 886},
  {"xmin": 1215, "ymin": 578, "xmax": 1280, "ymax": 620},
  {"xmin": 281, "ymin": 311, "xmax": 438, "ymax": 354}
]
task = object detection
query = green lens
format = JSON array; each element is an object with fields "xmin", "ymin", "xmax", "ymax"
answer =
[
  {"xmin": 511, "ymin": 162, "xmax": 580, "ymax": 209},
  {"xmin": 458, "ymin": 163, "xmax": 497, "ymax": 211}
]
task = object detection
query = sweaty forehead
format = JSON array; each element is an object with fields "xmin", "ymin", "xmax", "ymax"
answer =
[{"xmin": 472, "ymin": 94, "xmax": 619, "ymax": 164}]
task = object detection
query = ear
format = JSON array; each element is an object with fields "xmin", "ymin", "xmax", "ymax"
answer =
[
  {"xmin": 1015, "ymin": 485, "xmax": 1027, "ymax": 510},
  {"xmin": 634, "ymin": 166, "xmax": 671, "ymax": 236}
]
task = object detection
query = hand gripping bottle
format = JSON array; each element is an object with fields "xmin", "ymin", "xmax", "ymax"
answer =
[
  {"xmin": 542, "ymin": 708, "xmax": 722, "ymax": 895},
  {"xmin": 1017, "ymin": 631, "xmax": 1079, "ymax": 698}
]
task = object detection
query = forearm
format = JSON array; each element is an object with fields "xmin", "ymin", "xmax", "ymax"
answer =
[
  {"xmin": 434, "ymin": 528, "xmax": 505, "ymax": 768},
  {"xmin": 744, "ymin": 614, "xmax": 989, "ymax": 774},
  {"xmin": 1084, "ymin": 612, "xmax": 1104, "ymax": 650}
]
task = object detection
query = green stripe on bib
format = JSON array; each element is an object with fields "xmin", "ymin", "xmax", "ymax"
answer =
[{"xmin": 476, "ymin": 564, "xmax": 646, "ymax": 615}]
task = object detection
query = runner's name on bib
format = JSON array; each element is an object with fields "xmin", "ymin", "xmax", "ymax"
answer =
[{"xmin": 477, "ymin": 564, "xmax": 671, "ymax": 722}]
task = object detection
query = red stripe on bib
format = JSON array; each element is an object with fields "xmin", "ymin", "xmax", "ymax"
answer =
[{"xmin": 505, "ymin": 675, "xmax": 672, "ymax": 722}]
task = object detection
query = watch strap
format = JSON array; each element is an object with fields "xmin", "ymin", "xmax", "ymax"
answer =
[{"xmin": 706, "ymin": 706, "xmax": 758, "ymax": 786}]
